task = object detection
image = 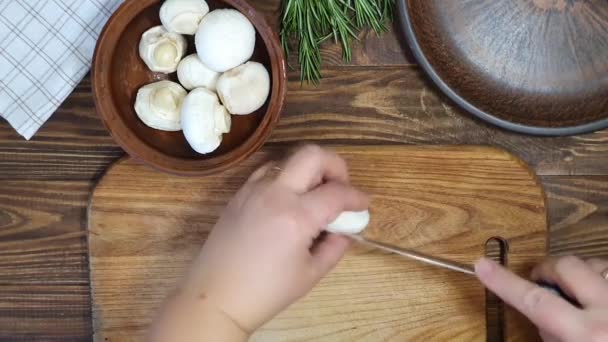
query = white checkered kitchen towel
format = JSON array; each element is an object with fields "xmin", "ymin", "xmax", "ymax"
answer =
[{"xmin": 0, "ymin": 0, "xmax": 122, "ymax": 139}]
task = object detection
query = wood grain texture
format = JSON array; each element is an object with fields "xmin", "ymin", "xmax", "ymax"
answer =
[
  {"xmin": 272, "ymin": 67, "xmax": 608, "ymax": 176},
  {"xmin": 0, "ymin": 180, "xmax": 92, "ymax": 341},
  {"xmin": 4, "ymin": 67, "xmax": 608, "ymax": 180},
  {"xmin": 1, "ymin": 0, "xmax": 608, "ymax": 180},
  {"xmin": 544, "ymin": 176, "xmax": 608, "ymax": 258},
  {"xmin": 1, "ymin": 72, "xmax": 608, "ymax": 342},
  {"xmin": 88, "ymin": 146, "xmax": 547, "ymax": 341},
  {"xmin": 0, "ymin": 0, "xmax": 607, "ymax": 339},
  {"xmin": 3, "ymin": 69, "xmax": 608, "ymax": 340},
  {"xmin": 0, "ymin": 78, "xmax": 123, "ymax": 182}
]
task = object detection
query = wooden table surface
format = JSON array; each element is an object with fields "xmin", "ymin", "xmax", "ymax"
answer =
[{"xmin": 1, "ymin": 2, "xmax": 608, "ymax": 340}]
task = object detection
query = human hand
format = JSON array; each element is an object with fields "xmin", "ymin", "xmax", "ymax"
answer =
[
  {"xmin": 181, "ymin": 145, "xmax": 369, "ymax": 335},
  {"xmin": 475, "ymin": 256, "xmax": 608, "ymax": 341}
]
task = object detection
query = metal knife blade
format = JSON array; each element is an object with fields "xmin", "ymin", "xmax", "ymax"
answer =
[
  {"xmin": 347, "ymin": 234, "xmax": 475, "ymax": 276},
  {"xmin": 347, "ymin": 235, "xmax": 583, "ymax": 305}
]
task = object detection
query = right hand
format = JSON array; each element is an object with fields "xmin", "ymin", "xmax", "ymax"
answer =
[{"xmin": 475, "ymin": 256, "xmax": 608, "ymax": 341}]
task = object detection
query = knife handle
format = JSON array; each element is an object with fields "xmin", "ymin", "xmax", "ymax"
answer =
[{"xmin": 537, "ymin": 282, "xmax": 580, "ymax": 307}]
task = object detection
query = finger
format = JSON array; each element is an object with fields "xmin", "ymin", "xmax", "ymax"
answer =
[
  {"xmin": 539, "ymin": 330, "xmax": 559, "ymax": 342},
  {"xmin": 300, "ymin": 181, "xmax": 370, "ymax": 234},
  {"xmin": 586, "ymin": 258, "xmax": 608, "ymax": 275},
  {"xmin": 278, "ymin": 145, "xmax": 349, "ymax": 193},
  {"xmin": 475, "ymin": 258, "xmax": 583, "ymax": 339},
  {"xmin": 235, "ymin": 163, "xmax": 276, "ymax": 202},
  {"xmin": 530, "ymin": 256, "xmax": 608, "ymax": 307},
  {"xmin": 247, "ymin": 162, "xmax": 276, "ymax": 183},
  {"xmin": 310, "ymin": 233, "xmax": 352, "ymax": 278}
]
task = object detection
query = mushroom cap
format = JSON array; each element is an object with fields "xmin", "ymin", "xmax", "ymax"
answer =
[
  {"xmin": 160, "ymin": 0, "xmax": 209, "ymax": 35},
  {"xmin": 139, "ymin": 26, "xmax": 187, "ymax": 73},
  {"xmin": 195, "ymin": 9, "xmax": 256, "ymax": 73},
  {"xmin": 216, "ymin": 62, "xmax": 270, "ymax": 115},
  {"xmin": 181, "ymin": 88, "xmax": 231, "ymax": 154},
  {"xmin": 134, "ymin": 80, "xmax": 187, "ymax": 131},
  {"xmin": 326, "ymin": 210, "xmax": 371, "ymax": 235},
  {"xmin": 177, "ymin": 54, "xmax": 221, "ymax": 91}
]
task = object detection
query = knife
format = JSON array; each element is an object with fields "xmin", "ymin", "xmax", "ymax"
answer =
[
  {"xmin": 347, "ymin": 234, "xmax": 580, "ymax": 306},
  {"xmin": 346, "ymin": 234, "xmax": 475, "ymax": 275}
]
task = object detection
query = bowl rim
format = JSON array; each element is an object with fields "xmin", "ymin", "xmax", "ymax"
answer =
[
  {"xmin": 397, "ymin": 0, "xmax": 608, "ymax": 137},
  {"xmin": 92, "ymin": 0, "xmax": 287, "ymax": 176}
]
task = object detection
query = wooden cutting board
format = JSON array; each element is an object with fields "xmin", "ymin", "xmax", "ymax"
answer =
[{"xmin": 88, "ymin": 146, "xmax": 547, "ymax": 341}]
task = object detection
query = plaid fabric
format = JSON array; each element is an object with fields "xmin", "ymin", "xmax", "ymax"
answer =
[{"xmin": 0, "ymin": 0, "xmax": 122, "ymax": 139}]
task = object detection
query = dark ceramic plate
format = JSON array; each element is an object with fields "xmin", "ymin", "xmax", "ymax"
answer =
[{"xmin": 398, "ymin": 0, "xmax": 608, "ymax": 136}]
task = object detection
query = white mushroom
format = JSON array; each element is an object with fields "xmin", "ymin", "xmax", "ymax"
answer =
[
  {"xmin": 134, "ymin": 80, "xmax": 187, "ymax": 131},
  {"xmin": 181, "ymin": 88, "xmax": 231, "ymax": 154},
  {"xmin": 139, "ymin": 26, "xmax": 187, "ymax": 73},
  {"xmin": 177, "ymin": 54, "xmax": 221, "ymax": 91},
  {"xmin": 327, "ymin": 210, "xmax": 371, "ymax": 235},
  {"xmin": 195, "ymin": 9, "xmax": 256, "ymax": 72},
  {"xmin": 160, "ymin": 0, "xmax": 209, "ymax": 35},
  {"xmin": 216, "ymin": 62, "xmax": 270, "ymax": 115}
]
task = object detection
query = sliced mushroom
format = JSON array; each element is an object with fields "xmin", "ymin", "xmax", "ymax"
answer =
[
  {"xmin": 160, "ymin": 0, "xmax": 209, "ymax": 35},
  {"xmin": 216, "ymin": 62, "xmax": 270, "ymax": 115},
  {"xmin": 139, "ymin": 26, "xmax": 187, "ymax": 73},
  {"xmin": 177, "ymin": 54, "xmax": 221, "ymax": 91},
  {"xmin": 134, "ymin": 80, "xmax": 187, "ymax": 131},
  {"xmin": 181, "ymin": 88, "xmax": 231, "ymax": 154},
  {"xmin": 195, "ymin": 9, "xmax": 256, "ymax": 72}
]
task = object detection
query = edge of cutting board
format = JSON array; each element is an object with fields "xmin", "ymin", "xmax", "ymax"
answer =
[{"xmin": 86, "ymin": 145, "xmax": 548, "ymax": 341}]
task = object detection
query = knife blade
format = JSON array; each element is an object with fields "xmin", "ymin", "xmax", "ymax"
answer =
[
  {"xmin": 347, "ymin": 235, "xmax": 583, "ymax": 305},
  {"xmin": 347, "ymin": 234, "xmax": 476, "ymax": 276}
]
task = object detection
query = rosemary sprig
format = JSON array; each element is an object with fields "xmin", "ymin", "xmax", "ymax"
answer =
[
  {"xmin": 378, "ymin": 0, "xmax": 395, "ymax": 20},
  {"xmin": 281, "ymin": 0, "xmax": 395, "ymax": 84},
  {"xmin": 354, "ymin": 0, "xmax": 386, "ymax": 34}
]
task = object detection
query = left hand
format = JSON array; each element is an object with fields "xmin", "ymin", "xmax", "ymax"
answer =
[{"xmin": 152, "ymin": 145, "xmax": 369, "ymax": 341}]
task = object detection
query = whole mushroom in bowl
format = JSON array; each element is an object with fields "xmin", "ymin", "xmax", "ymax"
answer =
[
  {"xmin": 195, "ymin": 9, "xmax": 256, "ymax": 73},
  {"xmin": 160, "ymin": 0, "xmax": 209, "ymax": 35}
]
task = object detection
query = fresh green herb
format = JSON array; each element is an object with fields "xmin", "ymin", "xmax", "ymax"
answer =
[{"xmin": 281, "ymin": 0, "xmax": 395, "ymax": 84}]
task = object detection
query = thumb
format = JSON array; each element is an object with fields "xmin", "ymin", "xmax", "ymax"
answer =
[
  {"xmin": 310, "ymin": 233, "xmax": 352, "ymax": 278},
  {"xmin": 300, "ymin": 181, "xmax": 369, "ymax": 235}
]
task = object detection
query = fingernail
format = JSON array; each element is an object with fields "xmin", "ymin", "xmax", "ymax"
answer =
[{"xmin": 474, "ymin": 258, "xmax": 495, "ymax": 278}]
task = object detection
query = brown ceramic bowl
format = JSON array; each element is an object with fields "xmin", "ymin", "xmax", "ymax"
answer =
[
  {"xmin": 399, "ymin": 0, "xmax": 608, "ymax": 136},
  {"xmin": 93, "ymin": 0, "xmax": 286, "ymax": 176}
]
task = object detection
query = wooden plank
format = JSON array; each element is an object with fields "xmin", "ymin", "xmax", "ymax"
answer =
[
  {"xmin": 0, "ymin": 3, "xmax": 605, "ymax": 338},
  {"xmin": 0, "ymin": 180, "xmax": 92, "ymax": 341},
  {"xmin": 272, "ymin": 67, "xmax": 608, "ymax": 176},
  {"xmin": 0, "ymin": 173, "xmax": 605, "ymax": 340},
  {"xmin": 543, "ymin": 176, "xmax": 608, "ymax": 258},
  {"xmin": 0, "ymin": 78, "xmax": 123, "ymax": 182},
  {"xmin": 0, "ymin": 1, "xmax": 605, "ymax": 182},
  {"xmin": 88, "ymin": 147, "xmax": 547, "ymax": 341},
  {"xmin": 4, "ymin": 67, "xmax": 608, "ymax": 181}
]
